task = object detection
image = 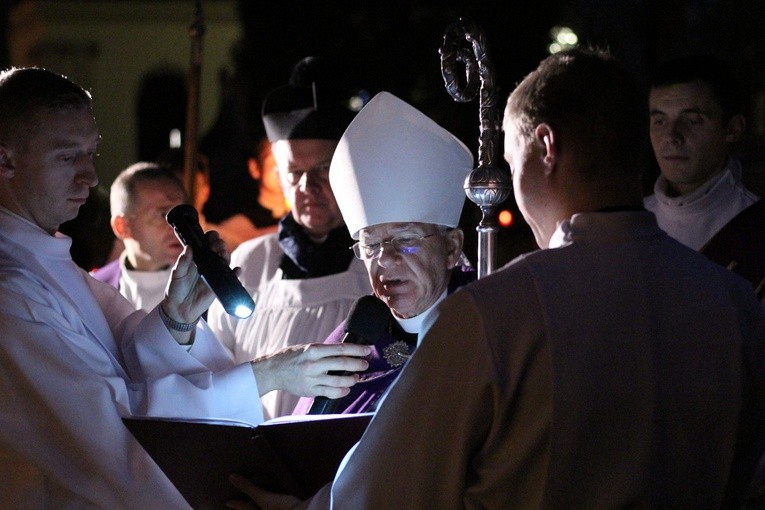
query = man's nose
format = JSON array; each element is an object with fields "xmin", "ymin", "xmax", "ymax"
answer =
[
  {"xmin": 376, "ymin": 242, "xmax": 399, "ymax": 268},
  {"xmin": 668, "ymin": 121, "xmax": 684, "ymax": 144},
  {"xmin": 297, "ymin": 171, "xmax": 323, "ymax": 192},
  {"xmin": 76, "ymin": 156, "xmax": 98, "ymax": 188}
]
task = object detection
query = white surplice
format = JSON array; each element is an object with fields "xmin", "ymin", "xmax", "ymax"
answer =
[{"xmin": 0, "ymin": 207, "xmax": 263, "ymax": 509}]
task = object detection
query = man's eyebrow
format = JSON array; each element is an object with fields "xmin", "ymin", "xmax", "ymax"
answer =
[
  {"xmin": 50, "ymin": 134, "xmax": 102, "ymax": 149},
  {"xmin": 50, "ymin": 141, "xmax": 86, "ymax": 150},
  {"xmin": 649, "ymin": 106, "xmax": 706, "ymax": 115},
  {"xmin": 286, "ymin": 161, "xmax": 331, "ymax": 172},
  {"xmin": 679, "ymin": 107, "xmax": 707, "ymax": 115}
]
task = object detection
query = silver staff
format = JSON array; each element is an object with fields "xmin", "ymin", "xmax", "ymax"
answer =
[{"xmin": 439, "ymin": 18, "xmax": 512, "ymax": 279}]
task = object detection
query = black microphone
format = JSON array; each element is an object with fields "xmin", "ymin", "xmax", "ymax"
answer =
[
  {"xmin": 166, "ymin": 204, "xmax": 255, "ymax": 319},
  {"xmin": 309, "ymin": 295, "xmax": 390, "ymax": 414}
]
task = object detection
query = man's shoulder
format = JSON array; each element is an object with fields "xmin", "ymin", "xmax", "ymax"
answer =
[
  {"xmin": 0, "ymin": 245, "xmax": 46, "ymax": 283},
  {"xmin": 230, "ymin": 233, "xmax": 282, "ymax": 285},
  {"xmin": 701, "ymin": 198, "xmax": 765, "ymax": 298},
  {"xmin": 231, "ymin": 233, "xmax": 280, "ymax": 263},
  {"xmin": 0, "ymin": 257, "xmax": 62, "ymax": 315},
  {"xmin": 456, "ymin": 252, "xmax": 542, "ymax": 304}
]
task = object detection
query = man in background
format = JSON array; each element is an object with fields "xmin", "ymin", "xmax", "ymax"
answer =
[
  {"xmin": 207, "ymin": 56, "xmax": 372, "ymax": 420},
  {"xmin": 646, "ymin": 54, "xmax": 764, "ymax": 298},
  {"xmin": 91, "ymin": 161, "xmax": 185, "ymax": 310},
  {"xmin": 246, "ymin": 138, "xmax": 289, "ymax": 226}
]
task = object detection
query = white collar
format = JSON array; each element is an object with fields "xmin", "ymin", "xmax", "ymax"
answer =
[
  {"xmin": 548, "ymin": 220, "xmax": 572, "ymax": 248},
  {"xmin": 652, "ymin": 157, "xmax": 741, "ymax": 208},
  {"xmin": 394, "ymin": 289, "xmax": 449, "ymax": 343}
]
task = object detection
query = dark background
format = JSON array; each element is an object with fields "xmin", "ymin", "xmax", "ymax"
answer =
[{"xmin": 2, "ymin": 0, "xmax": 764, "ymax": 267}]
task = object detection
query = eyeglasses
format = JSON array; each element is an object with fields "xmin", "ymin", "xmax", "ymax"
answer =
[
  {"xmin": 283, "ymin": 163, "xmax": 331, "ymax": 186},
  {"xmin": 351, "ymin": 233, "xmax": 437, "ymax": 261}
]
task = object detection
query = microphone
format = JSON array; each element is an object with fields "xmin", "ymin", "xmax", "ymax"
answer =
[
  {"xmin": 309, "ymin": 295, "xmax": 390, "ymax": 414},
  {"xmin": 166, "ymin": 204, "xmax": 255, "ymax": 319}
]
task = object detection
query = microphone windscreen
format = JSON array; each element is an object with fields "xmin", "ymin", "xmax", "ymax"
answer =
[
  {"xmin": 345, "ymin": 295, "xmax": 390, "ymax": 341},
  {"xmin": 166, "ymin": 203, "xmax": 198, "ymax": 224},
  {"xmin": 307, "ymin": 295, "xmax": 389, "ymax": 414},
  {"xmin": 166, "ymin": 204, "xmax": 204, "ymax": 248}
]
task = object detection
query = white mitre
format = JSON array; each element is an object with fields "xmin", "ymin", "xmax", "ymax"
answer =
[{"xmin": 329, "ymin": 91, "xmax": 474, "ymax": 239}]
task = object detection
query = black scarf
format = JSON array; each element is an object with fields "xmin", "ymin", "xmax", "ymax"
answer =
[{"xmin": 277, "ymin": 212, "xmax": 355, "ymax": 279}]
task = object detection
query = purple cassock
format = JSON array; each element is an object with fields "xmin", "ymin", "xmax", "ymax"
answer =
[
  {"xmin": 90, "ymin": 259, "xmax": 121, "ymax": 289},
  {"xmin": 292, "ymin": 266, "xmax": 476, "ymax": 415}
]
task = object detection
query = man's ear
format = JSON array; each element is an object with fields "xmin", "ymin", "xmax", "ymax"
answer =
[
  {"xmin": 534, "ymin": 123, "xmax": 557, "ymax": 174},
  {"xmin": 111, "ymin": 215, "xmax": 129, "ymax": 240},
  {"xmin": 0, "ymin": 145, "xmax": 16, "ymax": 178},
  {"xmin": 444, "ymin": 228, "xmax": 465, "ymax": 268},
  {"xmin": 725, "ymin": 114, "xmax": 746, "ymax": 143},
  {"xmin": 247, "ymin": 157, "xmax": 262, "ymax": 181}
]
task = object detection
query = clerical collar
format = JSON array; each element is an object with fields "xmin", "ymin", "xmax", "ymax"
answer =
[
  {"xmin": 395, "ymin": 289, "xmax": 448, "ymax": 340},
  {"xmin": 121, "ymin": 253, "xmax": 170, "ymax": 272},
  {"xmin": 120, "ymin": 252, "xmax": 171, "ymax": 272},
  {"xmin": 277, "ymin": 212, "xmax": 354, "ymax": 279}
]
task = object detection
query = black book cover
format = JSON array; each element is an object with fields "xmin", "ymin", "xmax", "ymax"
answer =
[{"xmin": 123, "ymin": 413, "xmax": 372, "ymax": 509}]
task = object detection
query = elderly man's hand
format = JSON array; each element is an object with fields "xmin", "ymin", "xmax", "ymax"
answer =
[
  {"xmin": 251, "ymin": 343, "xmax": 372, "ymax": 397},
  {"xmin": 227, "ymin": 474, "xmax": 306, "ymax": 510}
]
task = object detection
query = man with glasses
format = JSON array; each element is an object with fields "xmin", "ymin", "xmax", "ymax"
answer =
[
  {"xmin": 207, "ymin": 57, "xmax": 372, "ymax": 419},
  {"xmin": 291, "ymin": 91, "xmax": 475, "ymax": 415}
]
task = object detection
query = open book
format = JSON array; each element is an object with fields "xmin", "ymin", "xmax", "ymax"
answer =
[{"xmin": 123, "ymin": 412, "xmax": 373, "ymax": 509}]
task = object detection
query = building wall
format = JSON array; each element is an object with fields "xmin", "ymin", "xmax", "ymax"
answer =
[{"xmin": 8, "ymin": 0, "xmax": 241, "ymax": 185}]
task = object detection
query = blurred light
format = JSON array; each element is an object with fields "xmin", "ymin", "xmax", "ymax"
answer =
[
  {"xmin": 349, "ymin": 96, "xmax": 365, "ymax": 111},
  {"xmin": 348, "ymin": 89, "xmax": 371, "ymax": 112},
  {"xmin": 498, "ymin": 210, "xmax": 514, "ymax": 227},
  {"xmin": 169, "ymin": 129, "xmax": 182, "ymax": 148},
  {"xmin": 548, "ymin": 26, "xmax": 579, "ymax": 54},
  {"xmin": 556, "ymin": 28, "xmax": 578, "ymax": 45},
  {"xmin": 234, "ymin": 303, "xmax": 254, "ymax": 319}
]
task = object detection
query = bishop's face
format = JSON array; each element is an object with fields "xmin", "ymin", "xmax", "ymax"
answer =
[{"xmin": 359, "ymin": 222, "xmax": 462, "ymax": 319}]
